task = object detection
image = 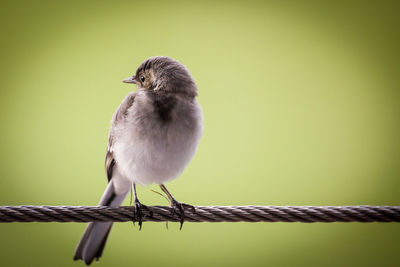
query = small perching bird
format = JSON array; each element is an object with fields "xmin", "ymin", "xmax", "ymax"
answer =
[{"xmin": 74, "ymin": 56, "xmax": 203, "ymax": 265}]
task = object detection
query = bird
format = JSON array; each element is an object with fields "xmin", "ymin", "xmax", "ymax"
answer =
[{"xmin": 73, "ymin": 56, "xmax": 203, "ymax": 265}]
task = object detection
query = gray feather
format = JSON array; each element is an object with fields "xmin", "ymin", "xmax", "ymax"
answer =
[
  {"xmin": 73, "ymin": 180, "xmax": 128, "ymax": 265},
  {"xmin": 74, "ymin": 56, "xmax": 202, "ymax": 264},
  {"xmin": 105, "ymin": 92, "xmax": 136, "ymax": 182}
]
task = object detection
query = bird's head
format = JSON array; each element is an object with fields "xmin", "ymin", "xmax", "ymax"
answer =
[{"xmin": 123, "ymin": 56, "xmax": 197, "ymax": 97}]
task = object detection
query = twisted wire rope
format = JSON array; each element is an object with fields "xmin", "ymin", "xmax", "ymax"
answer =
[{"xmin": 0, "ymin": 205, "xmax": 399, "ymax": 223}]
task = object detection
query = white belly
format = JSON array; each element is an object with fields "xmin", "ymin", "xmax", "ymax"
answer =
[{"xmin": 112, "ymin": 103, "xmax": 203, "ymax": 185}]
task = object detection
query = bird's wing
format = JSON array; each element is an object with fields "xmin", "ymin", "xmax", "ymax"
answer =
[
  {"xmin": 105, "ymin": 92, "xmax": 137, "ymax": 182},
  {"xmin": 105, "ymin": 136, "xmax": 115, "ymax": 182}
]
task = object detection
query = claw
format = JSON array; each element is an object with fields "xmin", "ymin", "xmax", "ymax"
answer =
[
  {"xmin": 133, "ymin": 200, "xmax": 152, "ymax": 230},
  {"xmin": 170, "ymin": 199, "xmax": 195, "ymax": 230},
  {"xmin": 159, "ymin": 184, "xmax": 195, "ymax": 230}
]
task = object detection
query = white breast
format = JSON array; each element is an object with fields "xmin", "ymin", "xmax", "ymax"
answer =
[{"xmin": 112, "ymin": 96, "xmax": 203, "ymax": 186}]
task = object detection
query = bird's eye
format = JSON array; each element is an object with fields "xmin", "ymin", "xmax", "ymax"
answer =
[{"xmin": 140, "ymin": 76, "xmax": 145, "ymax": 82}]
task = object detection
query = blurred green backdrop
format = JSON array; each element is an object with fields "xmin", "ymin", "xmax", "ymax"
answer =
[{"xmin": 0, "ymin": 0, "xmax": 399, "ymax": 266}]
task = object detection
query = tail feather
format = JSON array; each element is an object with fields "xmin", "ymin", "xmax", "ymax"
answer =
[
  {"xmin": 74, "ymin": 180, "xmax": 128, "ymax": 265},
  {"xmin": 74, "ymin": 222, "xmax": 113, "ymax": 265}
]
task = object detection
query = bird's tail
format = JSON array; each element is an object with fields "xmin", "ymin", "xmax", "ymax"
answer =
[{"xmin": 74, "ymin": 180, "xmax": 129, "ymax": 265}]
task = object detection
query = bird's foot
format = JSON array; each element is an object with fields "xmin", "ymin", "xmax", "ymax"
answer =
[
  {"xmin": 133, "ymin": 199, "xmax": 152, "ymax": 230},
  {"xmin": 170, "ymin": 198, "xmax": 195, "ymax": 230}
]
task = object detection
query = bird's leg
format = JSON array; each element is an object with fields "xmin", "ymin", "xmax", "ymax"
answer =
[
  {"xmin": 159, "ymin": 184, "xmax": 195, "ymax": 230},
  {"xmin": 132, "ymin": 183, "xmax": 151, "ymax": 230}
]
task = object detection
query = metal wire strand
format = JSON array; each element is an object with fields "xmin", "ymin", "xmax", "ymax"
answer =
[{"xmin": 0, "ymin": 205, "xmax": 399, "ymax": 223}]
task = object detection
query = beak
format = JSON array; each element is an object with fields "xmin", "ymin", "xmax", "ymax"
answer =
[{"xmin": 123, "ymin": 76, "xmax": 137, "ymax": 84}]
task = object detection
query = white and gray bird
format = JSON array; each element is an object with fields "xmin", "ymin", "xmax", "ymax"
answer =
[{"xmin": 74, "ymin": 56, "xmax": 203, "ymax": 265}]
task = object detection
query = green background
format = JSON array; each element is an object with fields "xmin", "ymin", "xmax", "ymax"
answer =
[{"xmin": 0, "ymin": 1, "xmax": 399, "ymax": 266}]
